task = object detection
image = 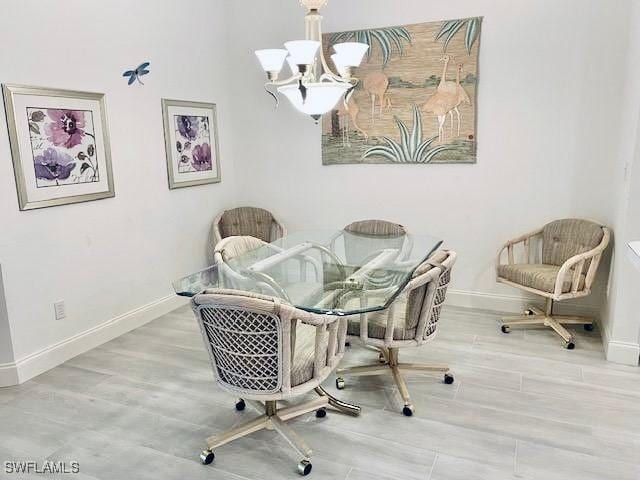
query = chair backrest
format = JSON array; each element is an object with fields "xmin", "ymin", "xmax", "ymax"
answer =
[
  {"xmin": 192, "ymin": 289, "xmax": 346, "ymax": 398},
  {"xmin": 541, "ymin": 219, "xmax": 605, "ymax": 269},
  {"xmin": 405, "ymin": 250, "xmax": 457, "ymax": 341},
  {"xmin": 193, "ymin": 290, "xmax": 286, "ymax": 395},
  {"xmin": 217, "ymin": 207, "xmax": 284, "ymax": 244},
  {"xmin": 343, "ymin": 219, "xmax": 408, "ymax": 265}
]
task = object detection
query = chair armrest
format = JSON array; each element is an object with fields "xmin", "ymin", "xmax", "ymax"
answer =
[
  {"xmin": 327, "ymin": 230, "xmax": 344, "ymax": 253},
  {"xmin": 496, "ymin": 227, "xmax": 544, "ymax": 270},
  {"xmin": 208, "ymin": 212, "xmax": 225, "ymax": 264},
  {"xmin": 553, "ymin": 227, "xmax": 611, "ymax": 296},
  {"xmin": 294, "ymin": 311, "xmax": 346, "ymax": 375}
]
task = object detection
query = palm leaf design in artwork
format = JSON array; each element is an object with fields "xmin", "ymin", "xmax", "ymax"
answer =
[
  {"xmin": 435, "ymin": 17, "xmax": 482, "ymax": 54},
  {"xmin": 331, "ymin": 27, "xmax": 411, "ymax": 66},
  {"xmin": 362, "ymin": 105, "xmax": 456, "ymax": 163}
]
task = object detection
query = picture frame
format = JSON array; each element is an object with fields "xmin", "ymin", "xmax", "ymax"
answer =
[
  {"xmin": 161, "ymin": 99, "xmax": 221, "ymax": 189},
  {"xmin": 2, "ymin": 84, "xmax": 115, "ymax": 211}
]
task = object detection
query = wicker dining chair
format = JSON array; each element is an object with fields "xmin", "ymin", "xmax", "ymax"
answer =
[
  {"xmin": 335, "ymin": 219, "xmax": 409, "ymax": 264},
  {"xmin": 326, "ymin": 219, "xmax": 411, "ymax": 314},
  {"xmin": 336, "ymin": 250, "xmax": 457, "ymax": 416},
  {"xmin": 497, "ymin": 218, "xmax": 610, "ymax": 349},
  {"xmin": 209, "ymin": 207, "xmax": 286, "ymax": 263},
  {"xmin": 192, "ymin": 289, "xmax": 347, "ymax": 476}
]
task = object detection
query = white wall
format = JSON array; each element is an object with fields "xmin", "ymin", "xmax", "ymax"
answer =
[
  {"xmin": 1, "ymin": 0, "xmax": 638, "ymax": 380},
  {"xmin": 600, "ymin": 0, "xmax": 640, "ymax": 365},
  {"xmin": 226, "ymin": 0, "xmax": 631, "ymax": 313},
  {"xmin": 0, "ymin": 0, "xmax": 237, "ymax": 383}
]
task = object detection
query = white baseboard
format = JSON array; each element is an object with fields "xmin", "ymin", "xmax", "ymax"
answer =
[
  {"xmin": 0, "ymin": 294, "xmax": 188, "ymax": 387},
  {"xmin": 447, "ymin": 289, "xmax": 599, "ymax": 316},
  {"xmin": 601, "ymin": 325, "xmax": 640, "ymax": 366},
  {"xmin": 0, "ymin": 362, "xmax": 19, "ymax": 387}
]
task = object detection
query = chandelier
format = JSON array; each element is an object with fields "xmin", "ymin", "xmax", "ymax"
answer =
[{"xmin": 254, "ymin": 0, "xmax": 369, "ymax": 122}]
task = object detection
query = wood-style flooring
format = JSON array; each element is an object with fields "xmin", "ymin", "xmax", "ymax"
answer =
[{"xmin": 1, "ymin": 305, "xmax": 639, "ymax": 480}]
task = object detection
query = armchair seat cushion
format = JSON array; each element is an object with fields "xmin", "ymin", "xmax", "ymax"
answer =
[
  {"xmin": 346, "ymin": 294, "xmax": 417, "ymax": 341},
  {"xmin": 498, "ymin": 263, "xmax": 585, "ymax": 293}
]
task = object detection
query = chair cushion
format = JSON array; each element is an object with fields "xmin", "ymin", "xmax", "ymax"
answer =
[
  {"xmin": 219, "ymin": 207, "xmax": 275, "ymax": 243},
  {"xmin": 498, "ymin": 263, "xmax": 585, "ymax": 293},
  {"xmin": 346, "ymin": 294, "xmax": 417, "ymax": 341},
  {"xmin": 290, "ymin": 322, "xmax": 325, "ymax": 387},
  {"xmin": 542, "ymin": 219, "xmax": 604, "ymax": 269},
  {"xmin": 216, "ymin": 236, "xmax": 267, "ymax": 262}
]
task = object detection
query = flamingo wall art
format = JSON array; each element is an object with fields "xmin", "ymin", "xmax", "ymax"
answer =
[{"xmin": 322, "ymin": 17, "xmax": 482, "ymax": 165}]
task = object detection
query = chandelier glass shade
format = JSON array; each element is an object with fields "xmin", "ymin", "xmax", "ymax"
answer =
[
  {"xmin": 254, "ymin": 0, "xmax": 368, "ymax": 121},
  {"xmin": 277, "ymin": 82, "xmax": 351, "ymax": 116}
]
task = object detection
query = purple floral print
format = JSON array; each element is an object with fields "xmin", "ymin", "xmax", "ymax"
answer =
[
  {"xmin": 177, "ymin": 116, "xmax": 199, "ymax": 140},
  {"xmin": 33, "ymin": 148, "xmax": 76, "ymax": 181},
  {"xmin": 191, "ymin": 143, "xmax": 212, "ymax": 171},
  {"xmin": 44, "ymin": 109, "xmax": 86, "ymax": 148}
]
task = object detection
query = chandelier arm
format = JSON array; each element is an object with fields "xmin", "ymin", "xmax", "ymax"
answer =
[
  {"xmin": 263, "ymin": 83, "xmax": 279, "ymax": 108},
  {"xmin": 318, "ymin": 73, "xmax": 344, "ymax": 83},
  {"xmin": 316, "ymin": 21, "xmax": 344, "ymax": 81},
  {"xmin": 345, "ymin": 78, "xmax": 360, "ymax": 103},
  {"xmin": 268, "ymin": 73, "xmax": 303, "ymax": 87}
]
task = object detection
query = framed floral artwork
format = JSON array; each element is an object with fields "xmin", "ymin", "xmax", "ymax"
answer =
[
  {"xmin": 2, "ymin": 84, "xmax": 114, "ymax": 211},
  {"xmin": 161, "ymin": 99, "xmax": 221, "ymax": 189}
]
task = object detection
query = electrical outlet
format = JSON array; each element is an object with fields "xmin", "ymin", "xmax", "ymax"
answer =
[{"xmin": 54, "ymin": 301, "xmax": 66, "ymax": 320}]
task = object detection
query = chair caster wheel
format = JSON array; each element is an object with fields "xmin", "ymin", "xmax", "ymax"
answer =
[
  {"xmin": 444, "ymin": 373, "xmax": 454, "ymax": 385},
  {"xmin": 583, "ymin": 324, "xmax": 594, "ymax": 332},
  {"xmin": 315, "ymin": 407, "xmax": 327, "ymax": 418},
  {"xmin": 378, "ymin": 352, "xmax": 386, "ymax": 363},
  {"xmin": 345, "ymin": 341, "xmax": 351, "ymax": 347},
  {"xmin": 200, "ymin": 450, "xmax": 215, "ymax": 465},
  {"xmin": 501, "ymin": 325, "xmax": 510, "ymax": 334},
  {"xmin": 524, "ymin": 309, "xmax": 535, "ymax": 316},
  {"xmin": 297, "ymin": 459, "xmax": 312, "ymax": 476},
  {"xmin": 565, "ymin": 341, "xmax": 575, "ymax": 350},
  {"xmin": 235, "ymin": 399, "xmax": 246, "ymax": 411},
  {"xmin": 336, "ymin": 377, "xmax": 345, "ymax": 390},
  {"xmin": 402, "ymin": 405, "xmax": 414, "ymax": 417}
]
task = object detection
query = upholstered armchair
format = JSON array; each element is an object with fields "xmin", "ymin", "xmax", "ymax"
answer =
[
  {"xmin": 497, "ymin": 218, "xmax": 610, "ymax": 349},
  {"xmin": 336, "ymin": 250, "xmax": 457, "ymax": 416},
  {"xmin": 209, "ymin": 207, "xmax": 286, "ymax": 262},
  {"xmin": 192, "ymin": 289, "xmax": 348, "ymax": 476}
]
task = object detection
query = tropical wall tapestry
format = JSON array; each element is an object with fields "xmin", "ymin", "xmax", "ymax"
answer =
[{"xmin": 322, "ymin": 17, "xmax": 482, "ymax": 165}]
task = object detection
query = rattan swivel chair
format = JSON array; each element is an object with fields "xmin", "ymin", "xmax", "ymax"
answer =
[
  {"xmin": 336, "ymin": 250, "xmax": 457, "ymax": 416},
  {"xmin": 209, "ymin": 207, "xmax": 286, "ymax": 263},
  {"xmin": 497, "ymin": 218, "xmax": 610, "ymax": 349},
  {"xmin": 192, "ymin": 289, "xmax": 347, "ymax": 476}
]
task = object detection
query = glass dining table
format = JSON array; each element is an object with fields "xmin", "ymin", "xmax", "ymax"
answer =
[
  {"xmin": 173, "ymin": 228, "xmax": 442, "ymax": 416},
  {"xmin": 173, "ymin": 229, "xmax": 442, "ymax": 315}
]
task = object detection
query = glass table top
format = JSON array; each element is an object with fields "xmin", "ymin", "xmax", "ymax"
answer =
[{"xmin": 173, "ymin": 230, "xmax": 442, "ymax": 316}]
